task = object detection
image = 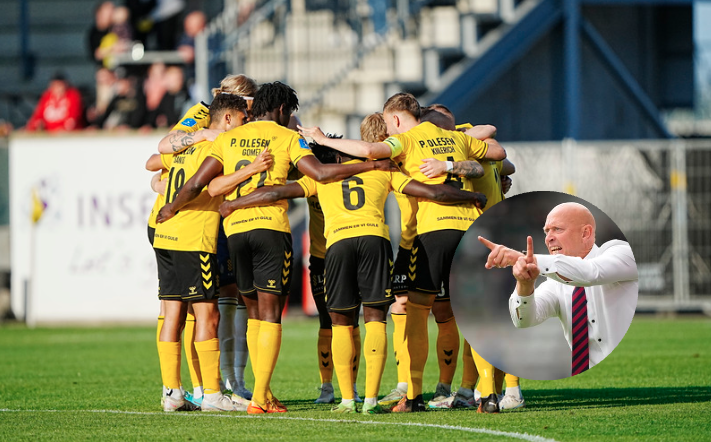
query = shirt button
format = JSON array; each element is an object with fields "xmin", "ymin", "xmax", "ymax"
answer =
[
  {"xmin": 523, "ymin": 301, "xmax": 527, "ymax": 304},
  {"xmin": 598, "ymin": 339, "xmax": 602, "ymax": 342},
  {"xmin": 592, "ymin": 319, "xmax": 595, "ymax": 323},
  {"xmin": 546, "ymin": 268, "xmax": 549, "ymax": 271}
]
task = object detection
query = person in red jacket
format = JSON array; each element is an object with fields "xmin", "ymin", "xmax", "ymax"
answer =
[{"xmin": 25, "ymin": 73, "xmax": 84, "ymax": 132}]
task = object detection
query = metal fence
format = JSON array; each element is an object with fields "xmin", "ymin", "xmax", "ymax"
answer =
[{"xmin": 503, "ymin": 139, "xmax": 711, "ymax": 312}]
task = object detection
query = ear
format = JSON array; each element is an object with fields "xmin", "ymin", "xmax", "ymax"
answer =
[
  {"xmin": 581, "ymin": 225, "xmax": 592, "ymax": 240},
  {"xmin": 393, "ymin": 114, "xmax": 401, "ymax": 127}
]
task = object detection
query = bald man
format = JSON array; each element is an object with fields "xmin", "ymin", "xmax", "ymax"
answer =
[{"xmin": 479, "ymin": 202, "xmax": 638, "ymax": 376}]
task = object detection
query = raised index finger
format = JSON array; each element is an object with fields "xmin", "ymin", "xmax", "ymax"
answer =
[
  {"xmin": 478, "ymin": 236, "xmax": 497, "ymax": 251},
  {"xmin": 526, "ymin": 236, "xmax": 534, "ymax": 260}
]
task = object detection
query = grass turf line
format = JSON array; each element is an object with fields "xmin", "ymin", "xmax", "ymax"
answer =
[{"xmin": 0, "ymin": 317, "xmax": 709, "ymax": 441}]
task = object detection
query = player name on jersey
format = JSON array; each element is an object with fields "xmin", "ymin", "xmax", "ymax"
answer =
[
  {"xmin": 230, "ymin": 137, "xmax": 272, "ymax": 157},
  {"xmin": 417, "ymin": 137, "xmax": 457, "ymax": 155}
]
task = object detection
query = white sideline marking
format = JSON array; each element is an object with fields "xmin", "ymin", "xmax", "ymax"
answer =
[{"xmin": 0, "ymin": 408, "xmax": 556, "ymax": 442}]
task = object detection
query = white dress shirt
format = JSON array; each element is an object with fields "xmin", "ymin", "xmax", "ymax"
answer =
[{"xmin": 509, "ymin": 240, "xmax": 638, "ymax": 368}]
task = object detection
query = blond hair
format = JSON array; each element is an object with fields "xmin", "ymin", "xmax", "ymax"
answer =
[
  {"xmin": 211, "ymin": 74, "xmax": 258, "ymax": 98},
  {"xmin": 360, "ymin": 112, "xmax": 388, "ymax": 143},
  {"xmin": 383, "ymin": 92, "xmax": 421, "ymax": 120}
]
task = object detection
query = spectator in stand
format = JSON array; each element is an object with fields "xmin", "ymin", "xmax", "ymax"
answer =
[
  {"xmin": 152, "ymin": 66, "xmax": 189, "ymax": 128},
  {"xmin": 86, "ymin": 67, "xmax": 118, "ymax": 126},
  {"xmin": 177, "ymin": 10, "xmax": 206, "ymax": 100},
  {"xmin": 95, "ymin": 69, "xmax": 147, "ymax": 130},
  {"xmin": 97, "ymin": 5, "xmax": 135, "ymax": 68},
  {"xmin": 25, "ymin": 72, "xmax": 84, "ymax": 132},
  {"xmin": 177, "ymin": 11, "xmax": 206, "ymax": 65},
  {"xmin": 87, "ymin": 1, "xmax": 115, "ymax": 65},
  {"xmin": 144, "ymin": 62, "xmax": 168, "ymax": 127}
]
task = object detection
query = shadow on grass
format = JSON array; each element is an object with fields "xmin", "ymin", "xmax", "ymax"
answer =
[{"xmin": 525, "ymin": 387, "xmax": 711, "ymax": 410}]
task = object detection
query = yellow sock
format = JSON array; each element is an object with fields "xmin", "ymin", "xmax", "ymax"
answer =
[
  {"xmin": 436, "ymin": 316, "xmax": 460, "ymax": 384},
  {"xmin": 391, "ymin": 313, "xmax": 409, "ymax": 385},
  {"xmin": 352, "ymin": 326, "xmax": 362, "ymax": 382},
  {"xmin": 183, "ymin": 313, "xmax": 202, "ymax": 389},
  {"xmin": 253, "ymin": 321, "xmax": 282, "ymax": 406},
  {"xmin": 194, "ymin": 338, "xmax": 221, "ymax": 395},
  {"xmin": 157, "ymin": 341, "xmax": 182, "ymax": 390},
  {"xmin": 472, "ymin": 348, "xmax": 495, "ymax": 397},
  {"xmin": 505, "ymin": 373, "xmax": 520, "ymax": 388},
  {"xmin": 247, "ymin": 318, "xmax": 261, "ymax": 380},
  {"xmin": 461, "ymin": 340, "xmax": 478, "ymax": 390},
  {"xmin": 156, "ymin": 316, "xmax": 164, "ymax": 345},
  {"xmin": 405, "ymin": 300, "xmax": 431, "ymax": 399},
  {"xmin": 317, "ymin": 329, "xmax": 333, "ymax": 384},
  {"xmin": 494, "ymin": 367, "xmax": 505, "ymax": 395},
  {"xmin": 364, "ymin": 321, "xmax": 387, "ymax": 399},
  {"xmin": 332, "ymin": 325, "xmax": 355, "ymax": 400}
]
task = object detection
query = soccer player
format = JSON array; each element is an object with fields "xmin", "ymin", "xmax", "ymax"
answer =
[
  {"xmin": 305, "ymin": 172, "xmax": 364, "ymax": 405},
  {"xmin": 157, "ymin": 81, "xmax": 396, "ymax": 414},
  {"xmin": 155, "ymin": 73, "xmax": 260, "ymax": 405},
  {"xmin": 418, "ymin": 104, "xmax": 521, "ymax": 413},
  {"xmin": 216, "ymin": 137, "xmax": 487, "ymax": 414},
  {"xmin": 153, "ymin": 94, "xmax": 262, "ymax": 412},
  {"xmin": 147, "ymin": 150, "xmax": 212, "ymax": 409},
  {"xmin": 298, "ymin": 92, "xmax": 506, "ymax": 412}
]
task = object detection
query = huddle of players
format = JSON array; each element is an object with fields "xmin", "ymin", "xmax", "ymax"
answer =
[{"xmin": 147, "ymin": 73, "xmax": 523, "ymax": 414}]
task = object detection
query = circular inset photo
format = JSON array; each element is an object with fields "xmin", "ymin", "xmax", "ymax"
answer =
[{"xmin": 451, "ymin": 191, "xmax": 638, "ymax": 380}]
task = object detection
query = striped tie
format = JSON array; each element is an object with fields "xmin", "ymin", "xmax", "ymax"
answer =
[{"xmin": 571, "ymin": 286, "xmax": 589, "ymax": 375}]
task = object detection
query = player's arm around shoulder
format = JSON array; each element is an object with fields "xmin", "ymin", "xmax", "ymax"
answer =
[
  {"xmin": 400, "ymin": 176, "xmax": 487, "ymax": 209},
  {"xmin": 298, "ymin": 124, "xmax": 395, "ymax": 159},
  {"xmin": 295, "ymin": 155, "xmax": 397, "ymax": 183},
  {"xmin": 207, "ymin": 148, "xmax": 273, "ymax": 197},
  {"xmin": 219, "ymin": 181, "xmax": 306, "ymax": 218}
]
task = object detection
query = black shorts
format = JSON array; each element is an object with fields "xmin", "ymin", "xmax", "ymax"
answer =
[
  {"xmin": 392, "ymin": 245, "xmax": 412, "ymax": 296},
  {"xmin": 408, "ymin": 230, "xmax": 464, "ymax": 296},
  {"xmin": 228, "ymin": 229, "xmax": 293, "ymax": 296},
  {"xmin": 148, "ymin": 226, "xmax": 155, "ymax": 246},
  {"xmin": 309, "ymin": 255, "xmax": 325, "ymax": 297},
  {"xmin": 155, "ymin": 248, "xmax": 219, "ymax": 301},
  {"xmin": 216, "ymin": 221, "xmax": 236, "ymax": 288},
  {"xmin": 324, "ymin": 236, "xmax": 394, "ymax": 312}
]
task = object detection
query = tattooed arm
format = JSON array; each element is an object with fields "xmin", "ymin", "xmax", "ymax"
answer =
[
  {"xmin": 157, "ymin": 129, "xmax": 221, "ymax": 154},
  {"xmin": 419, "ymin": 158, "xmax": 484, "ymax": 179}
]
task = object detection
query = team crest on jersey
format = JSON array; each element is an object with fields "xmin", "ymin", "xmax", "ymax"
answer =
[
  {"xmin": 182, "ymin": 118, "xmax": 197, "ymax": 127},
  {"xmin": 298, "ymin": 138, "xmax": 310, "ymax": 149},
  {"xmin": 267, "ymin": 279, "xmax": 276, "ymax": 289}
]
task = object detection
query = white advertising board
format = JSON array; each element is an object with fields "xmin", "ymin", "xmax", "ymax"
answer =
[{"xmin": 10, "ymin": 133, "xmax": 163, "ymax": 323}]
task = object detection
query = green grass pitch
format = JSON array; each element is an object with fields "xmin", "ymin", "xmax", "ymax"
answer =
[{"xmin": 1, "ymin": 316, "xmax": 709, "ymax": 441}]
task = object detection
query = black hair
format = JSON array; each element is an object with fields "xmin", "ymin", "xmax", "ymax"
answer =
[
  {"xmin": 252, "ymin": 81, "xmax": 299, "ymax": 118},
  {"xmin": 209, "ymin": 94, "xmax": 248, "ymax": 121},
  {"xmin": 309, "ymin": 133, "xmax": 368, "ymax": 163},
  {"xmin": 309, "ymin": 134, "xmax": 341, "ymax": 164}
]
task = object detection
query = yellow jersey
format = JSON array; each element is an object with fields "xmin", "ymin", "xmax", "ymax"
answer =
[
  {"xmin": 455, "ymin": 123, "xmax": 505, "ymax": 210},
  {"xmin": 383, "ymin": 121, "xmax": 488, "ymax": 234},
  {"xmin": 153, "ymin": 141, "xmax": 221, "ymax": 253},
  {"xmin": 306, "ymin": 194, "xmax": 327, "ymax": 259},
  {"xmin": 210, "ymin": 120, "xmax": 314, "ymax": 236},
  {"xmin": 394, "ymin": 191, "xmax": 418, "ymax": 250},
  {"xmin": 172, "ymin": 101, "xmax": 210, "ymax": 133},
  {"xmin": 147, "ymin": 154, "xmax": 172, "ymax": 229},
  {"xmin": 296, "ymin": 161, "xmax": 413, "ymax": 249}
]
